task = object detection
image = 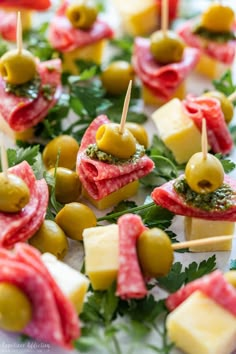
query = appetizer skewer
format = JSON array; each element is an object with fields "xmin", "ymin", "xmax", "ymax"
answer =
[{"xmin": 132, "ymin": 0, "xmax": 200, "ymax": 106}]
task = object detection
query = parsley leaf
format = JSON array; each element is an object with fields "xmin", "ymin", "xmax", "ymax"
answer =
[
  {"xmin": 212, "ymin": 70, "xmax": 236, "ymax": 99},
  {"xmin": 215, "ymin": 153, "xmax": 236, "ymax": 173},
  {"xmin": 158, "ymin": 256, "xmax": 216, "ymax": 293},
  {"xmin": 229, "ymin": 259, "xmax": 236, "ymax": 270},
  {"xmin": 0, "ymin": 145, "xmax": 39, "ymax": 171},
  {"xmin": 109, "ymin": 35, "xmax": 134, "ymax": 62}
]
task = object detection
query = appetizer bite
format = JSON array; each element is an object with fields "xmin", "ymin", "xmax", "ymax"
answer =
[
  {"xmin": 151, "ymin": 120, "xmax": 235, "ymax": 251},
  {"xmin": 132, "ymin": 0, "xmax": 199, "ymax": 106},
  {"xmin": 0, "ymin": 0, "xmax": 51, "ymax": 41},
  {"xmin": 166, "ymin": 271, "xmax": 236, "ymax": 354},
  {"xmin": 0, "ymin": 243, "xmax": 88, "ymax": 347},
  {"xmin": 177, "ymin": 2, "xmax": 236, "ymax": 79},
  {"xmin": 151, "ymin": 93, "xmax": 234, "ymax": 164},
  {"xmin": 0, "ymin": 14, "xmax": 62, "ymax": 141},
  {"xmin": 48, "ymin": 0, "xmax": 113, "ymax": 74},
  {"xmin": 0, "ymin": 160, "xmax": 48, "ymax": 248}
]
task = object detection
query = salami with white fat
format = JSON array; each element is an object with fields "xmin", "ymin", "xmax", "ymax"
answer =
[
  {"xmin": 0, "ymin": 59, "xmax": 62, "ymax": 132},
  {"xmin": 183, "ymin": 95, "xmax": 233, "ymax": 155},
  {"xmin": 116, "ymin": 214, "xmax": 147, "ymax": 299},
  {"xmin": 0, "ymin": 0, "xmax": 51, "ymax": 10},
  {"xmin": 151, "ymin": 175, "xmax": 236, "ymax": 221},
  {"xmin": 177, "ymin": 21, "xmax": 236, "ymax": 65},
  {"xmin": 132, "ymin": 37, "xmax": 200, "ymax": 100},
  {"xmin": 166, "ymin": 270, "xmax": 236, "ymax": 317},
  {"xmin": 48, "ymin": 0, "xmax": 113, "ymax": 52},
  {"xmin": 0, "ymin": 161, "xmax": 48, "ymax": 248},
  {"xmin": 0, "ymin": 243, "xmax": 79, "ymax": 348},
  {"xmin": 76, "ymin": 115, "xmax": 154, "ymax": 200}
]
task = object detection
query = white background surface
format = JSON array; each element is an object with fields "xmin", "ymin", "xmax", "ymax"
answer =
[{"xmin": 1, "ymin": 1, "xmax": 236, "ymax": 353}]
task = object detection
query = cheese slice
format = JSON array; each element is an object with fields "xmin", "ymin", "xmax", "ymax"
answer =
[
  {"xmin": 152, "ymin": 98, "xmax": 202, "ymax": 163},
  {"xmin": 82, "ymin": 180, "xmax": 139, "ymax": 210},
  {"xmin": 42, "ymin": 253, "xmax": 89, "ymax": 314},
  {"xmin": 83, "ymin": 224, "xmax": 119, "ymax": 290},
  {"xmin": 142, "ymin": 81, "xmax": 186, "ymax": 107},
  {"xmin": 112, "ymin": 0, "xmax": 158, "ymax": 36},
  {"xmin": 195, "ymin": 53, "xmax": 230, "ymax": 80},
  {"xmin": 166, "ymin": 291, "xmax": 236, "ymax": 354},
  {"xmin": 184, "ymin": 216, "xmax": 234, "ymax": 252}
]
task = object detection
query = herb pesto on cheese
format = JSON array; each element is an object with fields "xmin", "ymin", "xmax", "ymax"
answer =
[
  {"xmin": 86, "ymin": 143, "xmax": 145, "ymax": 164},
  {"xmin": 174, "ymin": 177, "xmax": 234, "ymax": 211},
  {"xmin": 5, "ymin": 76, "xmax": 41, "ymax": 99},
  {"xmin": 193, "ymin": 25, "xmax": 236, "ymax": 43}
]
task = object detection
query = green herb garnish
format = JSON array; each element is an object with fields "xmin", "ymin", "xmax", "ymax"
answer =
[
  {"xmin": 174, "ymin": 177, "xmax": 234, "ymax": 211},
  {"xmin": 5, "ymin": 76, "xmax": 41, "ymax": 99},
  {"xmin": 193, "ymin": 25, "xmax": 236, "ymax": 43}
]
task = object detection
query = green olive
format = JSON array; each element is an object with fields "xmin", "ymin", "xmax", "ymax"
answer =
[
  {"xmin": 150, "ymin": 30, "xmax": 185, "ymax": 64},
  {"xmin": 55, "ymin": 202, "xmax": 97, "ymax": 241},
  {"xmin": 203, "ymin": 91, "xmax": 234, "ymax": 124},
  {"xmin": 29, "ymin": 220, "xmax": 69, "ymax": 260},
  {"xmin": 48, "ymin": 167, "xmax": 81, "ymax": 204},
  {"xmin": 185, "ymin": 152, "xmax": 224, "ymax": 194},
  {"xmin": 137, "ymin": 228, "xmax": 173, "ymax": 278},
  {"xmin": 96, "ymin": 123, "xmax": 136, "ymax": 159},
  {"xmin": 101, "ymin": 61, "xmax": 135, "ymax": 95},
  {"xmin": 0, "ymin": 173, "xmax": 30, "ymax": 213},
  {"xmin": 125, "ymin": 122, "xmax": 149, "ymax": 148},
  {"xmin": 224, "ymin": 271, "xmax": 236, "ymax": 288},
  {"xmin": 201, "ymin": 4, "xmax": 234, "ymax": 33},
  {"xmin": 66, "ymin": 0, "xmax": 98, "ymax": 29},
  {"xmin": 0, "ymin": 282, "xmax": 32, "ymax": 331},
  {"xmin": 42, "ymin": 135, "xmax": 80, "ymax": 170},
  {"xmin": 0, "ymin": 49, "xmax": 37, "ymax": 85}
]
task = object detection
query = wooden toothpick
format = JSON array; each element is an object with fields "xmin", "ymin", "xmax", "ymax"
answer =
[
  {"xmin": 17, "ymin": 11, "xmax": 23, "ymax": 54},
  {"xmin": 0, "ymin": 132, "xmax": 9, "ymax": 180},
  {"xmin": 119, "ymin": 80, "xmax": 132, "ymax": 135},
  {"xmin": 228, "ymin": 91, "xmax": 236, "ymax": 103},
  {"xmin": 201, "ymin": 118, "xmax": 208, "ymax": 160},
  {"xmin": 172, "ymin": 235, "xmax": 235, "ymax": 250},
  {"xmin": 161, "ymin": 0, "xmax": 169, "ymax": 36}
]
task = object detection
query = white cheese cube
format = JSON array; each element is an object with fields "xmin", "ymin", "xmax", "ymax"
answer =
[
  {"xmin": 42, "ymin": 253, "xmax": 89, "ymax": 313},
  {"xmin": 151, "ymin": 98, "xmax": 202, "ymax": 164},
  {"xmin": 166, "ymin": 291, "xmax": 236, "ymax": 354},
  {"xmin": 83, "ymin": 224, "xmax": 119, "ymax": 290},
  {"xmin": 184, "ymin": 217, "xmax": 234, "ymax": 252}
]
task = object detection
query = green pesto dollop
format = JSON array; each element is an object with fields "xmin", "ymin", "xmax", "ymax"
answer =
[
  {"xmin": 174, "ymin": 177, "xmax": 234, "ymax": 211},
  {"xmin": 86, "ymin": 143, "xmax": 145, "ymax": 165},
  {"xmin": 5, "ymin": 76, "xmax": 41, "ymax": 99},
  {"xmin": 192, "ymin": 25, "xmax": 236, "ymax": 43}
]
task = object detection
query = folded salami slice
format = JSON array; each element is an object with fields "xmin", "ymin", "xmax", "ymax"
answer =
[
  {"xmin": 166, "ymin": 270, "xmax": 236, "ymax": 317},
  {"xmin": 0, "ymin": 59, "xmax": 62, "ymax": 132},
  {"xmin": 117, "ymin": 214, "xmax": 147, "ymax": 300},
  {"xmin": 132, "ymin": 37, "xmax": 200, "ymax": 100},
  {"xmin": 0, "ymin": 161, "xmax": 48, "ymax": 248},
  {"xmin": 151, "ymin": 175, "xmax": 236, "ymax": 221},
  {"xmin": 177, "ymin": 22, "xmax": 236, "ymax": 65},
  {"xmin": 183, "ymin": 95, "xmax": 233, "ymax": 155},
  {"xmin": 0, "ymin": 10, "xmax": 15, "ymax": 41},
  {"xmin": 48, "ymin": 0, "xmax": 113, "ymax": 52},
  {"xmin": 0, "ymin": 243, "xmax": 79, "ymax": 347},
  {"xmin": 76, "ymin": 115, "xmax": 154, "ymax": 200},
  {"xmin": 0, "ymin": 0, "xmax": 51, "ymax": 10}
]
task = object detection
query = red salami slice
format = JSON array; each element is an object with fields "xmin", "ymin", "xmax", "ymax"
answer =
[
  {"xmin": 166, "ymin": 270, "xmax": 236, "ymax": 317},
  {"xmin": 132, "ymin": 37, "xmax": 200, "ymax": 100},
  {"xmin": 48, "ymin": 0, "xmax": 113, "ymax": 52},
  {"xmin": 156, "ymin": 0, "xmax": 179, "ymax": 21},
  {"xmin": 0, "ymin": 10, "xmax": 16, "ymax": 41},
  {"xmin": 116, "ymin": 214, "xmax": 147, "ymax": 299},
  {"xmin": 0, "ymin": 161, "xmax": 48, "ymax": 248},
  {"xmin": 76, "ymin": 115, "xmax": 154, "ymax": 200},
  {"xmin": 0, "ymin": 0, "xmax": 51, "ymax": 10},
  {"xmin": 151, "ymin": 175, "xmax": 236, "ymax": 221},
  {"xmin": 0, "ymin": 59, "xmax": 62, "ymax": 132},
  {"xmin": 183, "ymin": 95, "xmax": 233, "ymax": 155},
  {"xmin": 177, "ymin": 21, "xmax": 236, "ymax": 65},
  {"xmin": 0, "ymin": 243, "xmax": 79, "ymax": 347}
]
